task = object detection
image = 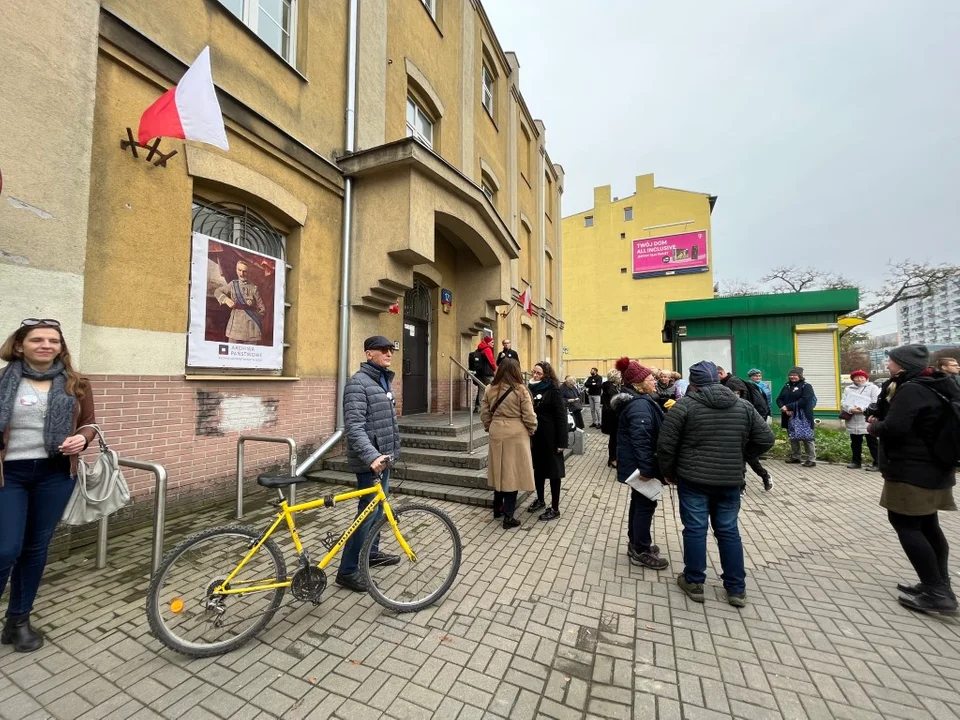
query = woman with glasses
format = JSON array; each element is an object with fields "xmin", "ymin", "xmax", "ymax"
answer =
[
  {"xmin": 480, "ymin": 359, "xmax": 537, "ymax": 529},
  {"xmin": 0, "ymin": 319, "xmax": 97, "ymax": 652},
  {"xmin": 526, "ymin": 361, "xmax": 568, "ymax": 521}
]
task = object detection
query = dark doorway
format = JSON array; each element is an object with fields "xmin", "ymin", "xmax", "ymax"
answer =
[{"xmin": 402, "ymin": 280, "xmax": 431, "ymax": 415}]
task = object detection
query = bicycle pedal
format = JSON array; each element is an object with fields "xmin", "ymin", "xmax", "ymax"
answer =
[{"xmin": 319, "ymin": 531, "xmax": 339, "ymax": 551}]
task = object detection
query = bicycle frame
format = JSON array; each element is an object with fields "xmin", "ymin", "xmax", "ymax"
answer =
[{"xmin": 213, "ymin": 481, "xmax": 417, "ymax": 596}]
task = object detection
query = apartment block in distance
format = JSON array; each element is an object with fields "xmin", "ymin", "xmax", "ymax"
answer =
[
  {"xmin": 561, "ymin": 174, "xmax": 716, "ymax": 375},
  {"xmin": 898, "ymin": 277, "xmax": 960, "ymax": 346}
]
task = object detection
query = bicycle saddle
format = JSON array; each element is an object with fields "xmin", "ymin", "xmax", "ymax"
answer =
[{"xmin": 257, "ymin": 473, "xmax": 300, "ymax": 489}]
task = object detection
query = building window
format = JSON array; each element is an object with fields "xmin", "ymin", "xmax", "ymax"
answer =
[
  {"xmin": 520, "ymin": 124, "xmax": 532, "ymax": 181},
  {"xmin": 406, "ymin": 96, "xmax": 434, "ymax": 148},
  {"xmin": 481, "ymin": 63, "xmax": 495, "ymax": 118},
  {"xmin": 620, "ymin": 232, "xmax": 626, "ymax": 239},
  {"xmin": 219, "ymin": 0, "xmax": 298, "ymax": 65},
  {"xmin": 620, "ymin": 268, "xmax": 627, "ymax": 274},
  {"xmin": 545, "ymin": 173, "xmax": 553, "ymax": 218},
  {"xmin": 624, "ymin": 207, "xmax": 633, "ymax": 221},
  {"xmin": 481, "ymin": 180, "xmax": 495, "ymax": 203},
  {"xmin": 584, "ymin": 216, "xmax": 594, "ymax": 228},
  {"xmin": 622, "ymin": 306, "xmax": 629, "ymax": 312},
  {"xmin": 420, "ymin": 0, "xmax": 436, "ymax": 18}
]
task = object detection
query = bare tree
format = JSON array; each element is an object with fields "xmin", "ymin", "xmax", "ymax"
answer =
[
  {"xmin": 846, "ymin": 262, "xmax": 960, "ymax": 330},
  {"xmin": 716, "ymin": 279, "xmax": 759, "ymax": 297},
  {"xmin": 760, "ymin": 266, "xmax": 819, "ymax": 293}
]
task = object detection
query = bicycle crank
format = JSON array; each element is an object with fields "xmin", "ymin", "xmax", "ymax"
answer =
[{"xmin": 291, "ymin": 567, "xmax": 327, "ymax": 605}]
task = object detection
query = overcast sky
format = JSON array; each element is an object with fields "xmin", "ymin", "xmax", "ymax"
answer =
[{"xmin": 483, "ymin": 0, "xmax": 960, "ymax": 336}]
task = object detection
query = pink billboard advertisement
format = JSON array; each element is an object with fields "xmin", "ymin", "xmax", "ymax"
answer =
[{"xmin": 632, "ymin": 230, "xmax": 709, "ymax": 279}]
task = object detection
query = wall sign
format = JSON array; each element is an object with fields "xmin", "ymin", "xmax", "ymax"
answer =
[
  {"xmin": 441, "ymin": 288, "xmax": 453, "ymax": 306},
  {"xmin": 632, "ymin": 230, "xmax": 709, "ymax": 279},
  {"xmin": 188, "ymin": 232, "xmax": 285, "ymax": 370}
]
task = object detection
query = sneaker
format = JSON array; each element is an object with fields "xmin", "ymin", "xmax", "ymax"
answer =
[
  {"xmin": 538, "ymin": 508, "xmax": 560, "ymax": 522},
  {"xmin": 846, "ymin": 463, "xmax": 862, "ymax": 470},
  {"xmin": 763, "ymin": 476, "xmax": 773, "ymax": 492},
  {"xmin": 368, "ymin": 552, "xmax": 400, "ymax": 568},
  {"xmin": 802, "ymin": 460, "xmax": 817, "ymax": 468},
  {"xmin": 865, "ymin": 465, "xmax": 880, "ymax": 472},
  {"xmin": 677, "ymin": 574, "xmax": 705, "ymax": 603},
  {"xmin": 727, "ymin": 591, "xmax": 747, "ymax": 608},
  {"xmin": 784, "ymin": 458, "xmax": 801, "ymax": 464},
  {"xmin": 335, "ymin": 572, "xmax": 368, "ymax": 593},
  {"xmin": 897, "ymin": 582, "xmax": 956, "ymax": 599},
  {"xmin": 898, "ymin": 588, "xmax": 958, "ymax": 616},
  {"xmin": 632, "ymin": 552, "xmax": 668, "ymax": 570},
  {"xmin": 527, "ymin": 499, "xmax": 546, "ymax": 513},
  {"xmin": 628, "ymin": 544, "xmax": 662, "ymax": 560},
  {"xmin": 502, "ymin": 516, "xmax": 521, "ymax": 530}
]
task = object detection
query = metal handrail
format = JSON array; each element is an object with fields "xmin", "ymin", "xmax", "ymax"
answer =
[
  {"xmin": 236, "ymin": 436, "xmax": 297, "ymax": 519},
  {"xmin": 448, "ymin": 357, "xmax": 487, "ymax": 455},
  {"xmin": 95, "ymin": 458, "xmax": 168, "ymax": 575}
]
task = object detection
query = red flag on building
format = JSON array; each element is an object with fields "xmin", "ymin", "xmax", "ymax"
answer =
[
  {"xmin": 388, "ymin": 302, "xmax": 400, "ymax": 315},
  {"xmin": 518, "ymin": 288, "xmax": 533, "ymax": 315}
]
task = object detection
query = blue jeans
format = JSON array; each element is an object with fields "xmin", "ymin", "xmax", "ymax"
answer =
[
  {"xmin": 338, "ymin": 470, "xmax": 389, "ymax": 578},
  {"xmin": 678, "ymin": 482, "xmax": 746, "ymax": 594},
  {"xmin": 0, "ymin": 458, "xmax": 75, "ymax": 616}
]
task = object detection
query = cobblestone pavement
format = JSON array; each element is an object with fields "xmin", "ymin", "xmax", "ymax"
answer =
[{"xmin": 3, "ymin": 429, "xmax": 960, "ymax": 720}]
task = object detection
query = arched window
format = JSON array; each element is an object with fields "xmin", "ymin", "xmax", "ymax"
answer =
[
  {"xmin": 404, "ymin": 279, "xmax": 432, "ymax": 322},
  {"xmin": 192, "ymin": 199, "xmax": 286, "ymax": 259}
]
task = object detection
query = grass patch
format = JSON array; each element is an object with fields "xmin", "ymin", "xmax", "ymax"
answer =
[{"xmin": 764, "ymin": 423, "xmax": 853, "ymax": 464}]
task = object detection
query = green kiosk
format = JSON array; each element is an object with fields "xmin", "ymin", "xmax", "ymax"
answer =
[{"xmin": 662, "ymin": 289, "xmax": 860, "ymax": 419}]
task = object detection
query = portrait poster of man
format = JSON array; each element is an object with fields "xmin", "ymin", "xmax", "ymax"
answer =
[{"xmin": 187, "ymin": 232, "xmax": 285, "ymax": 370}]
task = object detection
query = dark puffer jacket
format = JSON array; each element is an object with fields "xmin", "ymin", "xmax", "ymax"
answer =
[
  {"xmin": 612, "ymin": 389, "xmax": 663, "ymax": 482},
  {"xmin": 344, "ymin": 362, "xmax": 401, "ymax": 473},
  {"xmin": 658, "ymin": 384, "xmax": 775, "ymax": 488},
  {"xmin": 869, "ymin": 369, "xmax": 959, "ymax": 490}
]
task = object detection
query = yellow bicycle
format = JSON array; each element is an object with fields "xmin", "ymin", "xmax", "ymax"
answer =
[{"xmin": 146, "ymin": 471, "xmax": 461, "ymax": 657}]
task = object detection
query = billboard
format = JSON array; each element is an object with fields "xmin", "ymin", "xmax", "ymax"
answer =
[
  {"xmin": 187, "ymin": 232, "xmax": 286, "ymax": 370},
  {"xmin": 632, "ymin": 230, "xmax": 709, "ymax": 279}
]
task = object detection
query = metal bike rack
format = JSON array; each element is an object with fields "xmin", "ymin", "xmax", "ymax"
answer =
[
  {"xmin": 236, "ymin": 435, "xmax": 297, "ymax": 519},
  {"xmin": 448, "ymin": 357, "xmax": 488, "ymax": 455},
  {"xmin": 95, "ymin": 458, "xmax": 168, "ymax": 575}
]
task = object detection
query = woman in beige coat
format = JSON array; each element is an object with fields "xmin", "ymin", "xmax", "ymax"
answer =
[{"xmin": 480, "ymin": 359, "xmax": 537, "ymax": 529}]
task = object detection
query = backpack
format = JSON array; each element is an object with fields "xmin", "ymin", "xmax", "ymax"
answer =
[
  {"xmin": 468, "ymin": 350, "xmax": 491, "ymax": 375},
  {"xmin": 923, "ymin": 386, "xmax": 960, "ymax": 468}
]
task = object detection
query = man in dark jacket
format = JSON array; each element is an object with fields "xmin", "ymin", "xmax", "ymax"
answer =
[
  {"xmin": 337, "ymin": 335, "xmax": 402, "ymax": 592},
  {"xmin": 584, "ymin": 368, "xmax": 604, "ymax": 427},
  {"xmin": 658, "ymin": 361, "xmax": 775, "ymax": 608},
  {"xmin": 497, "ymin": 339, "xmax": 519, "ymax": 365},
  {"xmin": 869, "ymin": 344, "xmax": 959, "ymax": 615}
]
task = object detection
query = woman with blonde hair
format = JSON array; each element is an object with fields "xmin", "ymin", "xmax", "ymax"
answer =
[
  {"xmin": 480, "ymin": 358, "xmax": 537, "ymax": 528},
  {"xmin": 0, "ymin": 319, "xmax": 97, "ymax": 652}
]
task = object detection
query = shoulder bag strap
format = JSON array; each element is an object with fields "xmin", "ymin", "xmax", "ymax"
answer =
[{"xmin": 491, "ymin": 386, "xmax": 516, "ymax": 416}]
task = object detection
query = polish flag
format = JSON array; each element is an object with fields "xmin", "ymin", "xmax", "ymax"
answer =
[
  {"xmin": 138, "ymin": 47, "xmax": 229, "ymax": 151},
  {"xmin": 388, "ymin": 302, "xmax": 400, "ymax": 315},
  {"xmin": 519, "ymin": 289, "xmax": 533, "ymax": 315}
]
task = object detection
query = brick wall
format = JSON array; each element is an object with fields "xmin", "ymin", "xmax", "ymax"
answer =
[{"xmin": 50, "ymin": 375, "xmax": 338, "ymax": 558}]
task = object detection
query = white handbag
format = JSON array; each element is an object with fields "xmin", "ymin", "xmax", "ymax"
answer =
[{"xmin": 61, "ymin": 425, "xmax": 131, "ymax": 526}]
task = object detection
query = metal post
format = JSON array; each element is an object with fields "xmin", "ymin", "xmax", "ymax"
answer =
[
  {"xmin": 449, "ymin": 358, "xmax": 454, "ymax": 426},
  {"xmin": 95, "ymin": 516, "xmax": 108, "ymax": 569},
  {"xmin": 236, "ymin": 436, "xmax": 298, "ymax": 519},
  {"xmin": 116, "ymin": 458, "xmax": 168, "ymax": 576}
]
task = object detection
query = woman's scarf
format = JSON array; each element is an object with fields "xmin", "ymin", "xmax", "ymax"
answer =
[
  {"xmin": 529, "ymin": 380, "xmax": 552, "ymax": 395},
  {"xmin": 0, "ymin": 359, "xmax": 76, "ymax": 456}
]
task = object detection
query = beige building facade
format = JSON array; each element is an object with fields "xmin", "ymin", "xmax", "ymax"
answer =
[{"xmin": 1, "ymin": 0, "xmax": 563, "ymax": 546}]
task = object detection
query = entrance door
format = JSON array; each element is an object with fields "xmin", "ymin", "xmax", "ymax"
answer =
[{"xmin": 402, "ymin": 280, "xmax": 431, "ymax": 415}]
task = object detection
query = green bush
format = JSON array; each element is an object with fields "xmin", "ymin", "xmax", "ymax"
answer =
[{"xmin": 764, "ymin": 423, "xmax": 852, "ymax": 464}]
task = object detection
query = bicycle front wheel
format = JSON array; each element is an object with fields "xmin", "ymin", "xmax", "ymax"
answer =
[
  {"xmin": 146, "ymin": 525, "xmax": 287, "ymax": 657},
  {"xmin": 361, "ymin": 504, "xmax": 461, "ymax": 612}
]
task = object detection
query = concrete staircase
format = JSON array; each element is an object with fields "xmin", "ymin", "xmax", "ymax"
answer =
[{"xmin": 306, "ymin": 412, "xmax": 530, "ymax": 508}]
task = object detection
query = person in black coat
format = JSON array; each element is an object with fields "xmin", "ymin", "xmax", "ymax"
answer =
[
  {"xmin": 776, "ymin": 367, "xmax": 817, "ymax": 466},
  {"xmin": 559, "ymin": 376, "xmax": 585, "ymax": 430},
  {"xmin": 612, "ymin": 357, "xmax": 668, "ymax": 571},
  {"xmin": 868, "ymin": 344, "xmax": 959, "ymax": 615},
  {"xmin": 600, "ymin": 369, "xmax": 622, "ymax": 467},
  {"xmin": 526, "ymin": 361, "xmax": 568, "ymax": 521},
  {"xmin": 727, "ymin": 376, "xmax": 772, "ymax": 491}
]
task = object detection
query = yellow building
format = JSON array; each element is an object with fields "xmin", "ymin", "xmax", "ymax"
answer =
[
  {"xmin": 1, "ymin": 0, "xmax": 563, "ymax": 543},
  {"xmin": 561, "ymin": 174, "xmax": 716, "ymax": 375}
]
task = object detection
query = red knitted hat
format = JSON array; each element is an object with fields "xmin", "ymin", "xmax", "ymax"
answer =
[
  {"xmin": 850, "ymin": 369, "xmax": 869, "ymax": 380},
  {"xmin": 615, "ymin": 356, "xmax": 651, "ymax": 385}
]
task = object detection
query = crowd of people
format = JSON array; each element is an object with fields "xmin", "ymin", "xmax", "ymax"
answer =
[{"xmin": 1, "ymin": 319, "xmax": 957, "ymax": 656}]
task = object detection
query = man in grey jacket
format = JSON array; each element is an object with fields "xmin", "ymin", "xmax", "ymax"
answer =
[
  {"xmin": 336, "ymin": 335, "xmax": 402, "ymax": 592},
  {"xmin": 658, "ymin": 361, "xmax": 774, "ymax": 609}
]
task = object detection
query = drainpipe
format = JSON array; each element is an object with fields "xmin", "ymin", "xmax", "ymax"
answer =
[{"xmin": 295, "ymin": 0, "xmax": 358, "ymax": 475}]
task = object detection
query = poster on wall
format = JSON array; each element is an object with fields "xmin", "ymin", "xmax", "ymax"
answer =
[
  {"xmin": 632, "ymin": 230, "xmax": 709, "ymax": 279},
  {"xmin": 187, "ymin": 232, "xmax": 285, "ymax": 370}
]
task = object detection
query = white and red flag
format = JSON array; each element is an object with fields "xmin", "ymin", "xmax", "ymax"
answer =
[
  {"xmin": 138, "ymin": 47, "xmax": 229, "ymax": 151},
  {"xmin": 518, "ymin": 288, "xmax": 534, "ymax": 315}
]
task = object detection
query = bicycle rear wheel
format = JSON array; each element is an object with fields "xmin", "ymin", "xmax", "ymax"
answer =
[
  {"xmin": 361, "ymin": 504, "xmax": 461, "ymax": 612},
  {"xmin": 146, "ymin": 525, "xmax": 287, "ymax": 657}
]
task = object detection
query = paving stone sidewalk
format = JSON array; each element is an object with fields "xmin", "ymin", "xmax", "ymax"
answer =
[{"xmin": 3, "ymin": 429, "xmax": 960, "ymax": 720}]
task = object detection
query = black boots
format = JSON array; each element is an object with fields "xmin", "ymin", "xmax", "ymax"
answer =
[
  {"xmin": 898, "ymin": 584, "xmax": 958, "ymax": 615},
  {"xmin": 1, "ymin": 614, "xmax": 44, "ymax": 653}
]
